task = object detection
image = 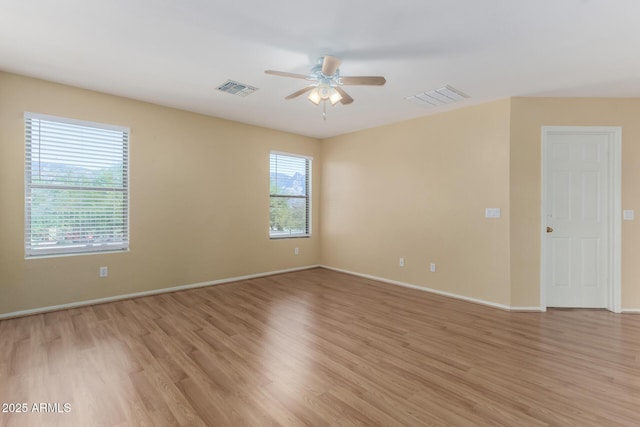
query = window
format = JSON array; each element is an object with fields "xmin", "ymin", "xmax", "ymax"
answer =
[
  {"xmin": 269, "ymin": 151, "xmax": 311, "ymax": 238},
  {"xmin": 24, "ymin": 113, "xmax": 129, "ymax": 257}
]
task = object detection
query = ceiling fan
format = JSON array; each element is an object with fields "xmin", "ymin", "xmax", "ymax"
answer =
[{"xmin": 265, "ymin": 55, "xmax": 386, "ymax": 106}]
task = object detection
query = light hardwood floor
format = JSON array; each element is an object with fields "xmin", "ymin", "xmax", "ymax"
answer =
[{"xmin": 1, "ymin": 268, "xmax": 640, "ymax": 426}]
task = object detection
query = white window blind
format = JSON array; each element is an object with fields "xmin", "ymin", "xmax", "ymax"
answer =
[
  {"xmin": 24, "ymin": 113, "xmax": 129, "ymax": 257},
  {"xmin": 269, "ymin": 152, "xmax": 311, "ymax": 238}
]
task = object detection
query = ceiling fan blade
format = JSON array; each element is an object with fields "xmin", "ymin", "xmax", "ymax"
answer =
[
  {"xmin": 321, "ymin": 56, "xmax": 342, "ymax": 76},
  {"xmin": 334, "ymin": 87, "xmax": 354, "ymax": 105},
  {"xmin": 265, "ymin": 70, "xmax": 310, "ymax": 80},
  {"xmin": 285, "ymin": 86, "xmax": 315, "ymax": 100},
  {"xmin": 340, "ymin": 76, "xmax": 386, "ymax": 86}
]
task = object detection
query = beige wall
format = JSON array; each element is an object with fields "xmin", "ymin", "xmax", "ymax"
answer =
[
  {"xmin": 320, "ymin": 96, "xmax": 640, "ymax": 310},
  {"xmin": 3, "ymin": 72, "xmax": 639, "ymax": 316},
  {"xmin": 510, "ymin": 97, "xmax": 640, "ymax": 309},
  {"xmin": 320, "ymin": 100, "xmax": 513, "ymax": 306},
  {"xmin": 0, "ymin": 72, "xmax": 321, "ymax": 316}
]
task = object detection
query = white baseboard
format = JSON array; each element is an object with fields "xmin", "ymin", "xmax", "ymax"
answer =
[
  {"xmin": 0, "ymin": 265, "xmax": 320, "ymax": 320},
  {"xmin": 320, "ymin": 265, "xmax": 545, "ymax": 312},
  {"xmin": 621, "ymin": 309, "xmax": 640, "ymax": 314},
  {"xmin": 510, "ymin": 306, "xmax": 547, "ymax": 312}
]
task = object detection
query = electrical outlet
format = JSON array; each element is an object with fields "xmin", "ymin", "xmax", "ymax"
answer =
[
  {"xmin": 99, "ymin": 266, "xmax": 108, "ymax": 278},
  {"xmin": 294, "ymin": 247, "xmax": 299, "ymax": 255},
  {"xmin": 430, "ymin": 263, "xmax": 436, "ymax": 273},
  {"xmin": 399, "ymin": 258, "xmax": 405, "ymax": 267}
]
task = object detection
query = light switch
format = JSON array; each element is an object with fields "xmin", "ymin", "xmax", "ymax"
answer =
[
  {"xmin": 485, "ymin": 208, "xmax": 501, "ymax": 218},
  {"xmin": 623, "ymin": 210, "xmax": 634, "ymax": 220}
]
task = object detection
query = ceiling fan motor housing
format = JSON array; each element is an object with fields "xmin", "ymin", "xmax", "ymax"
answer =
[{"xmin": 312, "ymin": 64, "xmax": 339, "ymax": 82}]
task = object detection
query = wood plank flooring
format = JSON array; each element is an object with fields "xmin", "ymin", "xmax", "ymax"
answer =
[{"xmin": 1, "ymin": 267, "xmax": 640, "ymax": 426}]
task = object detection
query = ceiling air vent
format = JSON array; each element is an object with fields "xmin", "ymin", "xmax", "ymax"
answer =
[
  {"xmin": 406, "ymin": 85, "xmax": 469, "ymax": 107},
  {"xmin": 216, "ymin": 80, "xmax": 258, "ymax": 97}
]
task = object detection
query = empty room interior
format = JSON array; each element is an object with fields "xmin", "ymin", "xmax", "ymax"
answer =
[{"xmin": 1, "ymin": 1, "xmax": 640, "ymax": 425}]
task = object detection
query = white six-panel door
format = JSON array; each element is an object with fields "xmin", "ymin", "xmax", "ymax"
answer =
[{"xmin": 541, "ymin": 127, "xmax": 621, "ymax": 311}]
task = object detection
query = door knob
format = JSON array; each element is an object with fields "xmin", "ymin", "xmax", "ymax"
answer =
[{"xmin": 546, "ymin": 226, "xmax": 554, "ymax": 233}]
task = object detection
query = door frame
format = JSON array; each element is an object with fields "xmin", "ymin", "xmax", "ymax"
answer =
[{"xmin": 540, "ymin": 126, "xmax": 622, "ymax": 313}]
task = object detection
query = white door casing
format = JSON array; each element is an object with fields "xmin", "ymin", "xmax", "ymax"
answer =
[{"xmin": 541, "ymin": 127, "xmax": 621, "ymax": 312}]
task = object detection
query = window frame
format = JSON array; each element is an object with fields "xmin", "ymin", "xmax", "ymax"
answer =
[
  {"xmin": 24, "ymin": 112, "xmax": 130, "ymax": 258},
  {"xmin": 269, "ymin": 151, "xmax": 312, "ymax": 239}
]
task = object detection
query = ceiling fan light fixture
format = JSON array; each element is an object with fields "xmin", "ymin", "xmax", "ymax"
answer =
[
  {"xmin": 307, "ymin": 88, "xmax": 322, "ymax": 105},
  {"xmin": 329, "ymin": 88, "xmax": 342, "ymax": 105},
  {"xmin": 318, "ymin": 83, "xmax": 332, "ymax": 100}
]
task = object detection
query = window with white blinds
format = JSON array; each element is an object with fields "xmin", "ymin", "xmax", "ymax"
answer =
[
  {"xmin": 269, "ymin": 151, "xmax": 311, "ymax": 238},
  {"xmin": 24, "ymin": 113, "xmax": 129, "ymax": 257}
]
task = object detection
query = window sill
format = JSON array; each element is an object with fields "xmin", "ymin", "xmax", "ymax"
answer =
[
  {"xmin": 25, "ymin": 248, "xmax": 129, "ymax": 260},
  {"xmin": 269, "ymin": 235, "xmax": 311, "ymax": 240}
]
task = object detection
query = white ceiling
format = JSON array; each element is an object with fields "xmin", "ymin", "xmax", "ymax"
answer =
[{"xmin": 1, "ymin": 0, "xmax": 640, "ymax": 139}]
